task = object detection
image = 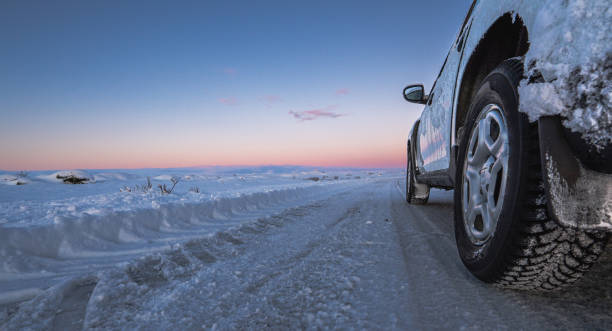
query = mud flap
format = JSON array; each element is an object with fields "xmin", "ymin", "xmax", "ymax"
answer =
[{"xmin": 538, "ymin": 116, "xmax": 612, "ymax": 231}]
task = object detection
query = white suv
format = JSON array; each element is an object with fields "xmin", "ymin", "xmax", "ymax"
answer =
[{"xmin": 403, "ymin": 0, "xmax": 611, "ymax": 290}]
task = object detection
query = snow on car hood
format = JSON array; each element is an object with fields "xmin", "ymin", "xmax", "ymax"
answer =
[{"xmin": 518, "ymin": 0, "xmax": 611, "ymax": 149}]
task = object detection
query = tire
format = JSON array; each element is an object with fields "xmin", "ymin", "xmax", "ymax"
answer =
[
  {"xmin": 454, "ymin": 59, "xmax": 608, "ymax": 290},
  {"xmin": 406, "ymin": 146, "xmax": 429, "ymax": 204}
]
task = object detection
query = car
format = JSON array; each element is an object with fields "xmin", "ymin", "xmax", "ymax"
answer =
[{"xmin": 402, "ymin": 0, "xmax": 611, "ymax": 290}]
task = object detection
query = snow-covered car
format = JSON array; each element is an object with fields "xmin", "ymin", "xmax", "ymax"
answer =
[{"xmin": 403, "ymin": 0, "xmax": 611, "ymax": 290}]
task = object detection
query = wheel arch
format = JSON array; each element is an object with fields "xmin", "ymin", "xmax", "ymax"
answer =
[{"xmin": 454, "ymin": 13, "xmax": 529, "ymax": 153}]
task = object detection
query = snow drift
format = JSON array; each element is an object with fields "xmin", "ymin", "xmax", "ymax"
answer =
[{"xmin": 0, "ymin": 167, "xmax": 394, "ymax": 305}]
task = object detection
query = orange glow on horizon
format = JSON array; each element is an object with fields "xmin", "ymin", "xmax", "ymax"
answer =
[{"xmin": 1, "ymin": 145, "xmax": 405, "ymax": 171}]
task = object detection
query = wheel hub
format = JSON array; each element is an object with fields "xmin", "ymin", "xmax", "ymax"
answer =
[{"xmin": 462, "ymin": 104, "xmax": 509, "ymax": 245}]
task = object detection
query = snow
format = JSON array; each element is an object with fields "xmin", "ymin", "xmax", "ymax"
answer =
[
  {"xmin": 0, "ymin": 166, "xmax": 394, "ymax": 307},
  {"xmin": 2, "ymin": 179, "xmax": 610, "ymax": 329},
  {"xmin": 455, "ymin": 0, "xmax": 610, "ymax": 149},
  {"xmin": 0, "ymin": 174, "xmax": 29, "ymax": 186},
  {"xmin": 2, "ymin": 1, "xmax": 612, "ymax": 327},
  {"xmin": 37, "ymin": 171, "xmax": 94, "ymax": 184},
  {"xmin": 0, "ymin": 167, "xmax": 368, "ymax": 227},
  {"xmin": 518, "ymin": 0, "xmax": 612, "ymax": 148}
]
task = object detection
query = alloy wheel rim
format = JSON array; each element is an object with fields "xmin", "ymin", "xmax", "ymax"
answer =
[{"xmin": 462, "ymin": 104, "xmax": 510, "ymax": 245}]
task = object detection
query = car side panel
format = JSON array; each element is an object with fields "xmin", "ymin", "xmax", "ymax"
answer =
[
  {"xmin": 417, "ymin": 79, "xmax": 451, "ymax": 173},
  {"xmin": 416, "ymin": 0, "xmax": 550, "ymax": 177},
  {"xmin": 417, "ymin": 33, "xmax": 470, "ymax": 173}
]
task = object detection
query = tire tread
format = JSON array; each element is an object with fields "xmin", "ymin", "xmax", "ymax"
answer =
[{"xmin": 489, "ymin": 59, "xmax": 608, "ymax": 290}]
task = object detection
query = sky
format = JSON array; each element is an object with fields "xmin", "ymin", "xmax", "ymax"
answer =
[{"xmin": 0, "ymin": 0, "xmax": 472, "ymax": 171}]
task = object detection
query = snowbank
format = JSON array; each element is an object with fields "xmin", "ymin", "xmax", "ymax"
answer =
[
  {"xmin": 0, "ymin": 167, "xmax": 399, "ymax": 305},
  {"xmin": 0, "ymin": 185, "xmax": 327, "ymax": 273},
  {"xmin": 34, "ymin": 170, "xmax": 95, "ymax": 185},
  {"xmin": 0, "ymin": 168, "xmax": 376, "ymax": 227},
  {"xmin": 0, "ymin": 174, "xmax": 29, "ymax": 186}
]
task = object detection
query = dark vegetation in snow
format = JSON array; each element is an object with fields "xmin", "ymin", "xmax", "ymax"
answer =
[
  {"xmin": 158, "ymin": 177, "xmax": 180, "ymax": 194},
  {"xmin": 120, "ymin": 177, "xmax": 153, "ymax": 193},
  {"xmin": 56, "ymin": 174, "xmax": 89, "ymax": 184}
]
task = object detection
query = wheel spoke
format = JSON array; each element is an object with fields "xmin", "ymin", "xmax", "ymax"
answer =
[
  {"xmin": 490, "ymin": 156, "xmax": 506, "ymax": 183},
  {"xmin": 474, "ymin": 119, "xmax": 491, "ymax": 164},
  {"xmin": 466, "ymin": 128, "xmax": 479, "ymax": 165},
  {"xmin": 488, "ymin": 157, "xmax": 507, "ymax": 219},
  {"xmin": 488, "ymin": 131, "xmax": 504, "ymax": 158},
  {"xmin": 486, "ymin": 112, "xmax": 508, "ymax": 159},
  {"xmin": 465, "ymin": 166, "xmax": 479, "ymax": 186}
]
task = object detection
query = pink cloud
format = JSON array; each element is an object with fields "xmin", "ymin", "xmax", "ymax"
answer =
[
  {"xmin": 219, "ymin": 97, "xmax": 238, "ymax": 105},
  {"xmin": 223, "ymin": 68, "xmax": 237, "ymax": 76},
  {"xmin": 335, "ymin": 88, "xmax": 350, "ymax": 95},
  {"xmin": 289, "ymin": 106, "xmax": 344, "ymax": 121}
]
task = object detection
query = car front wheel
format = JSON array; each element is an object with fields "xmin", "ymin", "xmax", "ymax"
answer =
[{"xmin": 454, "ymin": 59, "xmax": 608, "ymax": 290}]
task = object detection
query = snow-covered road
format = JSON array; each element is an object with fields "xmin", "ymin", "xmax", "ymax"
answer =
[{"xmin": 2, "ymin": 178, "xmax": 611, "ymax": 329}]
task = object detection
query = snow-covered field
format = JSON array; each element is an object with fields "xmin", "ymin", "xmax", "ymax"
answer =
[
  {"xmin": 0, "ymin": 167, "xmax": 375, "ymax": 227},
  {"xmin": 0, "ymin": 167, "xmax": 391, "ymax": 307},
  {"xmin": 1, "ymin": 170, "xmax": 611, "ymax": 329}
]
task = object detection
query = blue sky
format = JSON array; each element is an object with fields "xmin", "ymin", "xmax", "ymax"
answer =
[{"xmin": 0, "ymin": 0, "xmax": 472, "ymax": 170}]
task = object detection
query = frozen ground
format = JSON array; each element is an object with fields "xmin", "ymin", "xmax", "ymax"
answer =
[
  {"xmin": 1, "ymin": 170, "xmax": 611, "ymax": 330},
  {"xmin": 0, "ymin": 167, "xmax": 381, "ymax": 305}
]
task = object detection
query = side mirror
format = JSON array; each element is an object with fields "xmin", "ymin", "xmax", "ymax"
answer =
[{"xmin": 403, "ymin": 84, "xmax": 427, "ymax": 104}]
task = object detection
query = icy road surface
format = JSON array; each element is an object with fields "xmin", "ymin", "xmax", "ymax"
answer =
[{"xmin": 2, "ymin": 178, "xmax": 611, "ymax": 329}]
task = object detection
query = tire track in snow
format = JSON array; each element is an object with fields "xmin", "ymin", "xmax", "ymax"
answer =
[{"xmin": 0, "ymin": 181, "xmax": 366, "ymax": 306}]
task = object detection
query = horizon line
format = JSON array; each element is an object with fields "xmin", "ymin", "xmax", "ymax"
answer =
[{"xmin": 0, "ymin": 163, "xmax": 403, "ymax": 172}]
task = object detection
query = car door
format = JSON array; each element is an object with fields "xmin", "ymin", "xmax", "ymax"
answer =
[{"xmin": 417, "ymin": 0, "xmax": 478, "ymax": 174}]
